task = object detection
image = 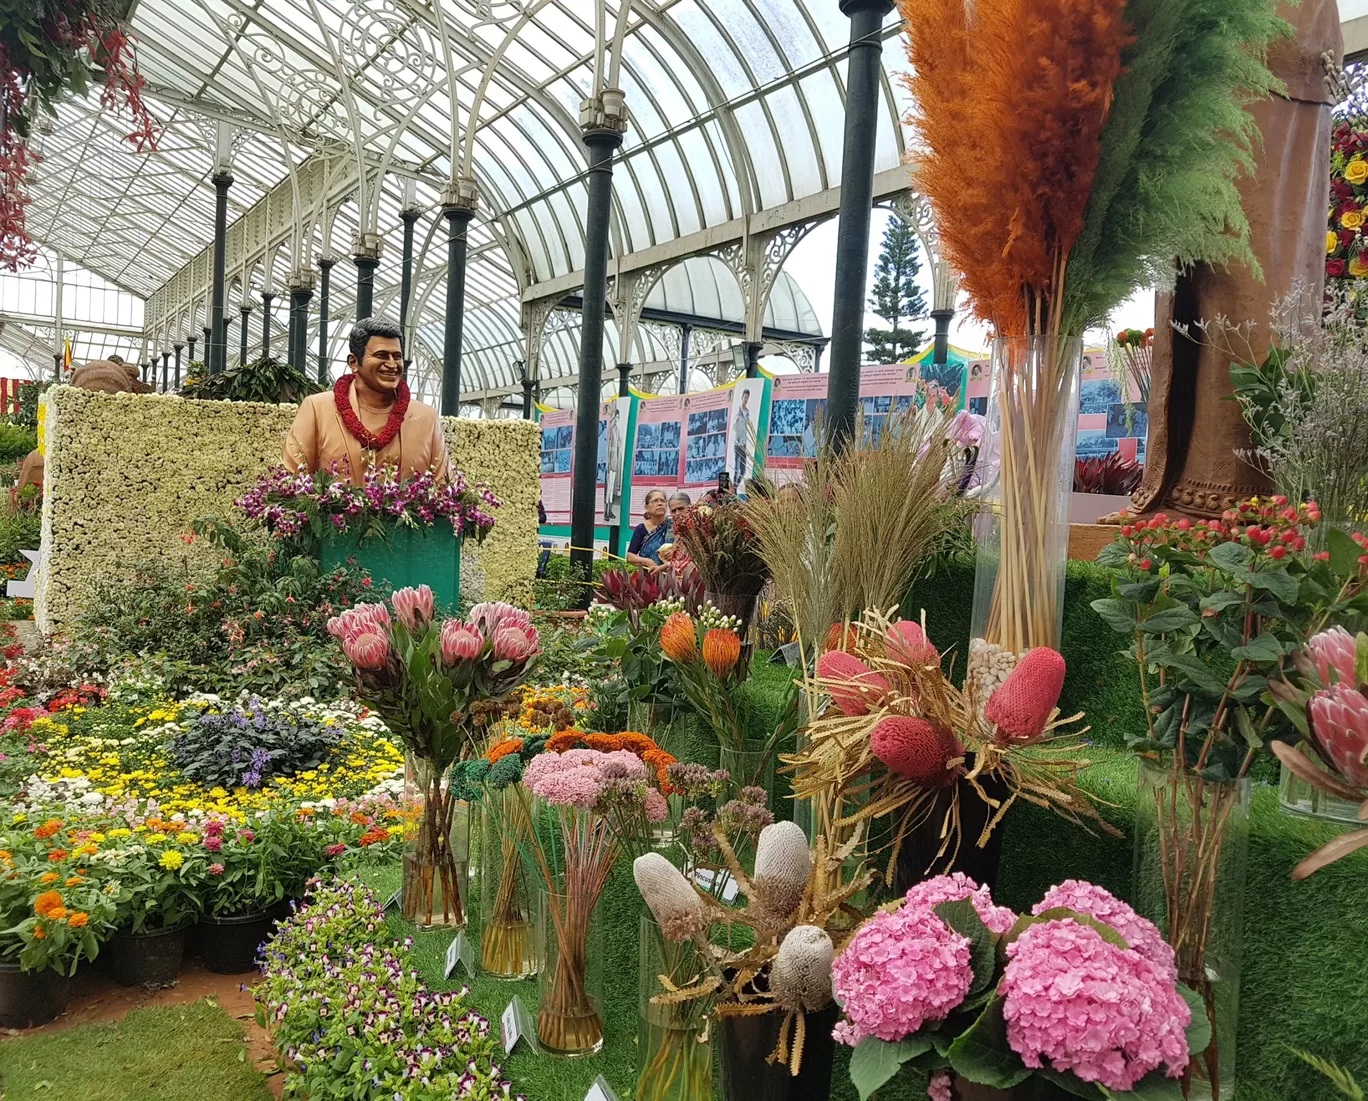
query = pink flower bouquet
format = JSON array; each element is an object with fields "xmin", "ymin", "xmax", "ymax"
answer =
[{"xmin": 833, "ymin": 876, "xmax": 1207, "ymax": 1100}]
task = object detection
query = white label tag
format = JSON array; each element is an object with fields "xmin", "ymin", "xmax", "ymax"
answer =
[
  {"xmin": 693, "ymin": 866, "xmax": 740, "ymax": 903},
  {"xmin": 443, "ymin": 931, "xmax": 475, "ymax": 979},
  {"xmin": 501, "ymin": 995, "xmax": 538, "ymax": 1055},
  {"xmin": 383, "ymin": 888, "xmax": 402, "ymax": 912},
  {"xmin": 584, "ymin": 1075, "xmax": 623, "ymax": 1101}
]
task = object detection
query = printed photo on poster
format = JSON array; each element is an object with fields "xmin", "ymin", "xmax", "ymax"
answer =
[
  {"xmin": 681, "ymin": 388, "xmax": 734, "ymax": 492},
  {"xmin": 598, "ymin": 398, "xmax": 631, "ymax": 525},
  {"xmin": 537, "ymin": 409, "xmax": 576, "ymax": 527},
  {"xmin": 727, "ymin": 379, "xmax": 765, "ymax": 486},
  {"xmin": 629, "ymin": 393, "xmax": 684, "ymax": 521},
  {"xmin": 1079, "ymin": 378, "xmax": 1123, "ymax": 415},
  {"xmin": 1075, "ymin": 428, "xmax": 1119, "ymax": 459}
]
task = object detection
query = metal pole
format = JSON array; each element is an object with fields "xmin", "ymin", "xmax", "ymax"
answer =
[
  {"xmin": 161, "ymin": 351, "xmax": 170, "ymax": 392},
  {"xmin": 609, "ymin": 361, "xmax": 633, "ymax": 557},
  {"xmin": 679, "ymin": 322, "xmax": 691, "ymax": 395},
  {"xmin": 569, "ymin": 126, "xmax": 624, "ymax": 583},
  {"xmin": 52, "ymin": 352, "xmax": 61, "ymax": 379},
  {"xmin": 287, "ymin": 297, "xmax": 299, "ymax": 369},
  {"xmin": 209, "ymin": 171, "xmax": 233, "ymax": 375},
  {"xmin": 261, "ymin": 291, "xmax": 274, "ymax": 359},
  {"xmin": 744, "ymin": 341, "xmax": 762, "ymax": 379},
  {"xmin": 173, "ymin": 343, "xmax": 183, "ymax": 389},
  {"xmin": 441, "ymin": 193, "xmax": 476, "ymax": 417},
  {"xmin": 826, "ymin": 0, "xmax": 893, "ymax": 450},
  {"xmin": 202, "ymin": 326, "xmax": 211, "ymax": 365},
  {"xmin": 522, "ymin": 373, "xmax": 534, "ymax": 419},
  {"xmin": 290, "ymin": 282, "xmax": 314, "ymax": 371},
  {"xmin": 239, "ymin": 305, "xmax": 251, "ymax": 366},
  {"xmin": 931, "ymin": 308, "xmax": 952, "ymax": 367},
  {"xmin": 186, "ymin": 335, "xmax": 197, "ymax": 372},
  {"xmin": 318, "ymin": 258, "xmax": 334, "ymax": 384},
  {"xmin": 353, "ymin": 233, "xmax": 381, "ymax": 321},
  {"xmin": 399, "ymin": 208, "xmax": 418, "ymax": 339}
]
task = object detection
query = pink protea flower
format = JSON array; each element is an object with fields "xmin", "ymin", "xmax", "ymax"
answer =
[
  {"xmin": 1307, "ymin": 626, "xmax": 1358, "ymax": 688},
  {"xmin": 439, "ymin": 621, "xmax": 485, "ymax": 665},
  {"xmin": 817, "ymin": 650, "xmax": 890, "ymax": 716},
  {"xmin": 984, "ymin": 647, "xmax": 1066, "ymax": 742},
  {"xmin": 328, "ymin": 602, "xmax": 391, "ymax": 643},
  {"xmin": 831, "ymin": 906, "xmax": 972, "ymax": 1045},
  {"xmin": 391, "ymin": 585, "xmax": 435, "ymax": 634},
  {"xmin": 886, "ymin": 620, "xmax": 940, "ymax": 668},
  {"xmin": 1309, "ymin": 683, "xmax": 1368, "ymax": 788},
  {"xmin": 1031, "ymin": 880, "xmax": 1175, "ymax": 983},
  {"xmin": 904, "ymin": 872, "xmax": 1017, "ymax": 935},
  {"xmin": 1000, "ymin": 919, "xmax": 1191, "ymax": 1091},
  {"xmin": 492, "ymin": 623, "xmax": 540, "ymax": 663},
  {"xmin": 469, "ymin": 601, "xmax": 532, "ymax": 636},
  {"xmin": 343, "ymin": 631, "xmax": 390, "ymax": 670}
]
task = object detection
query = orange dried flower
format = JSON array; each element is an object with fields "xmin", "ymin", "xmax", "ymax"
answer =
[
  {"xmin": 68, "ymin": 912, "xmax": 89, "ymax": 929},
  {"xmin": 546, "ymin": 730, "xmax": 586, "ymax": 754},
  {"xmin": 485, "ymin": 738, "xmax": 525, "ymax": 764},
  {"xmin": 823, "ymin": 623, "xmax": 858, "ymax": 654},
  {"xmin": 659, "ymin": 612, "xmax": 699, "ymax": 664},
  {"xmin": 702, "ymin": 629, "xmax": 742, "ymax": 679}
]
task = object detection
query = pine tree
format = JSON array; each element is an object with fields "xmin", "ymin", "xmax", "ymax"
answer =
[{"xmin": 863, "ymin": 217, "xmax": 929, "ymax": 364}]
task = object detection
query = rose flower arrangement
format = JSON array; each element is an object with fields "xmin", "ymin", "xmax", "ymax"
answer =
[{"xmin": 834, "ymin": 875, "xmax": 1208, "ymax": 1101}]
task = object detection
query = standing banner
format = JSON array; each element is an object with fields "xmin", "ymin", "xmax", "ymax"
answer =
[
  {"xmin": 628, "ymin": 393, "xmax": 684, "ymax": 522},
  {"xmin": 726, "ymin": 377, "xmax": 767, "ymax": 488},
  {"xmin": 597, "ymin": 397, "xmax": 632, "ymax": 526},
  {"xmin": 537, "ymin": 408, "xmax": 575, "ymax": 526},
  {"xmin": 681, "ymin": 387, "xmax": 733, "ymax": 496}
]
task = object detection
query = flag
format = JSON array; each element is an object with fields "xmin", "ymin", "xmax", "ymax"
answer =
[{"xmin": 62, "ymin": 337, "xmax": 72, "ymax": 373}]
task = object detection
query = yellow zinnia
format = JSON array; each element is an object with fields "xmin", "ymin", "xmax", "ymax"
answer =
[{"xmin": 158, "ymin": 850, "xmax": 184, "ymax": 870}]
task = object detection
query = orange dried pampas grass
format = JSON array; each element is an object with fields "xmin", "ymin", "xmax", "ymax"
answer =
[{"xmin": 899, "ymin": 0, "xmax": 1132, "ymax": 335}]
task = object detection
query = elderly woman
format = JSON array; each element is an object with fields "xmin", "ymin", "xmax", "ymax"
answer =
[
  {"xmin": 626, "ymin": 489, "xmax": 673, "ymax": 571},
  {"xmin": 659, "ymin": 492, "xmax": 692, "ymax": 572}
]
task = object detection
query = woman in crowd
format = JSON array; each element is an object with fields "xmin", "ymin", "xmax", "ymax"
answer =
[
  {"xmin": 626, "ymin": 489, "xmax": 673, "ymax": 571},
  {"xmin": 659, "ymin": 492, "xmax": 692, "ymax": 575}
]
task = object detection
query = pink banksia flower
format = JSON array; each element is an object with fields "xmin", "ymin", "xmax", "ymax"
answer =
[
  {"xmin": 871, "ymin": 716, "xmax": 962, "ymax": 788},
  {"xmin": 817, "ymin": 650, "xmax": 890, "ymax": 716},
  {"xmin": 886, "ymin": 620, "xmax": 940, "ymax": 668},
  {"xmin": 343, "ymin": 631, "xmax": 390, "ymax": 670},
  {"xmin": 439, "ymin": 621, "xmax": 485, "ymax": 665},
  {"xmin": 1306, "ymin": 626, "xmax": 1358, "ymax": 688},
  {"xmin": 1309, "ymin": 683, "xmax": 1368, "ymax": 788},
  {"xmin": 390, "ymin": 585, "xmax": 435, "ymax": 634},
  {"xmin": 984, "ymin": 647, "xmax": 1066, "ymax": 742}
]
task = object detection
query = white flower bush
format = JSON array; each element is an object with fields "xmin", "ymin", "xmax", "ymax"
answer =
[{"xmin": 36, "ymin": 387, "xmax": 541, "ymax": 630}]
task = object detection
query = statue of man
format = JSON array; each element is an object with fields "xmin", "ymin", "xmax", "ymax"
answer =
[
  {"xmin": 1132, "ymin": 0, "xmax": 1342, "ymax": 518},
  {"xmin": 282, "ymin": 317, "xmax": 451, "ymax": 484}
]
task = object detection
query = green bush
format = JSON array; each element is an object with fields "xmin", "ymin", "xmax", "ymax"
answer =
[
  {"xmin": 0, "ymin": 506, "xmax": 41, "ymax": 565},
  {"xmin": 0, "ymin": 423, "xmax": 36, "ymax": 464},
  {"xmin": 180, "ymin": 356, "xmax": 322, "ymax": 404}
]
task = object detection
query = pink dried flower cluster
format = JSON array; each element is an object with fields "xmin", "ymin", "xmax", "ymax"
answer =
[
  {"xmin": 831, "ymin": 906, "xmax": 973, "ymax": 1045},
  {"xmin": 1000, "ymin": 919, "xmax": 1191, "ymax": 1091},
  {"xmin": 522, "ymin": 748, "xmax": 648, "ymax": 810},
  {"xmin": 1032, "ymin": 880, "xmax": 1176, "ymax": 983},
  {"xmin": 904, "ymin": 873, "xmax": 1017, "ymax": 935}
]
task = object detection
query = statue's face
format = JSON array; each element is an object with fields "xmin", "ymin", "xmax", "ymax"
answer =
[{"xmin": 351, "ymin": 335, "xmax": 404, "ymax": 394}]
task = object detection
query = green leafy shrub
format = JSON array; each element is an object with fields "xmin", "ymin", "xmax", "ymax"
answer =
[
  {"xmin": 0, "ymin": 423, "xmax": 36, "ymax": 463},
  {"xmin": 180, "ymin": 356, "xmax": 322, "ymax": 404},
  {"xmin": 167, "ymin": 696, "xmax": 343, "ymax": 790},
  {"xmin": 0, "ymin": 505, "xmax": 41, "ymax": 564}
]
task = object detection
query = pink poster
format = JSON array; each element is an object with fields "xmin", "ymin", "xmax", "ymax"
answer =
[
  {"xmin": 1075, "ymin": 347, "xmax": 1146, "ymax": 463},
  {"xmin": 629, "ymin": 394, "xmax": 683, "ymax": 522},
  {"xmin": 538, "ymin": 408, "xmax": 575, "ymax": 526},
  {"xmin": 764, "ymin": 373, "xmax": 829, "ymax": 486},
  {"xmin": 681, "ymin": 387, "xmax": 734, "ymax": 495}
]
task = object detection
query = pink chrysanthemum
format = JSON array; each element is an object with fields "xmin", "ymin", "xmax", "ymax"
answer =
[
  {"xmin": 831, "ymin": 907, "xmax": 972, "ymax": 1045},
  {"xmin": 904, "ymin": 872, "xmax": 1017, "ymax": 935},
  {"xmin": 1001, "ymin": 920, "xmax": 1191, "ymax": 1091},
  {"xmin": 1032, "ymin": 880, "xmax": 1176, "ymax": 984}
]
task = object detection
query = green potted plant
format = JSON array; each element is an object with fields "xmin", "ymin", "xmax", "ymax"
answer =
[
  {"xmin": 196, "ymin": 814, "xmax": 297, "ymax": 974},
  {"xmin": 105, "ymin": 824, "xmax": 207, "ymax": 986}
]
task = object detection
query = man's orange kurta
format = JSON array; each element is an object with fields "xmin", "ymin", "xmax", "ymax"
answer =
[{"xmin": 282, "ymin": 381, "xmax": 452, "ymax": 485}]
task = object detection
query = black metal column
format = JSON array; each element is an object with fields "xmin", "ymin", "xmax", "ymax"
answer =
[
  {"xmin": 826, "ymin": 0, "xmax": 893, "ymax": 450},
  {"xmin": 209, "ymin": 171, "xmax": 233, "ymax": 375},
  {"xmin": 399, "ymin": 208, "xmax": 418, "ymax": 340},
  {"xmin": 441, "ymin": 205, "xmax": 475, "ymax": 417},
  {"xmin": 173, "ymin": 343, "xmax": 183, "ymax": 389},
  {"xmin": 569, "ymin": 127, "xmax": 624, "ymax": 583},
  {"xmin": 161, "ymin": 351, "xmax": 170, "ymax": 392},
  {"xmin": 261, "ymin": 291, "xmax": 274, "ymax": 359},
  {"xmin": 931, "ymin": 307, "xmax": 952, "ymax": 367},
  {"xmin": 318, "ymin": 258, "xmax": 334, "ymax": 384},
  {"xmin": 522, "ymin": 372, "xmax": 534, "ymax": 419},
  {"xmin": 52, "ymin": 352, "xmax": 61, "ymax": 379},
  {"xmin": 354, "ymin": 252, "xmax": 378, "ymax": 321},
  {"xmin": 679, "ymin": 322, "xmax": 691, "ymax": 395},
  {"xmin": 289, "ymin": 284, "xmax": 313, "ymax": 371},
  {"xmin": 239, "ymin": 305, "xmax": 251, "ymax": 366},
  {"xmin": 186, "ymin": 335, "xmax": 197, "ymax": 372},
  {"xmin": 744, "ymin": 341, "xmax": 762, "ymax": 379},
  {"xmin": 202, "ymin": 326, "xmax": 211, "ymax": 368}
]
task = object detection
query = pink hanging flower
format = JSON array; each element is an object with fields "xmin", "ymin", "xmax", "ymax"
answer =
[
  {"xmin": 390, "ymin": 585, "xmax": 435, "ymax": 634},
  {"xmin": 343, "ymin": 631, "xmax": 390, "ymax": 671},
  {"xmin": 1306, "ymin": 626, "xmax": 1358, "ymax": 688},
  {"xmin": 492, "ymin": 623, "xmax": 541, "ymax": 663},
  {"xmin": 1309, "ymin": 683, "xmax": 1368, "ymax": 788},
  {"xmin": 904, "ymin": 872, "xmax": 1017, "ymax": 935},
  {"xmin": 1032, "ymin": 879, "xmax": 1176, "ymax": 983},
  {"xmin": 1000, "ymin": 919, "xmax": 1191, "ymax": 1091},
  {"xmin": 439, "ymin": 621, "xmax": 485, "ymax": 665},
  {"xmin": 468, "ymin": 601, "xmax": 532, "ymax": 636}
]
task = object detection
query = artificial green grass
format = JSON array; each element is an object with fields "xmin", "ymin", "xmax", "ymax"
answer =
[{"xmin": 0, "ymin": 999, "xmax": 273, "ymax": 1101}]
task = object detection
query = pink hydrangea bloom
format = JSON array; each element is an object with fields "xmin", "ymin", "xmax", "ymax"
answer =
[
  {"xmin": 1001, "ymin": 919, "xmax": 1191, "ymax": 1091},
  {"xmin": 904, "ymin": 872, "xmax": 1017, "ymax": 934},
  {"xmin": 831, "ymin": 907, "xmax": 972, "ymax": 1045},
  {"xmin": 1032, "ymin": 880, "xmax": 1176, "ymax": 984},
  {"xmin": 927, "ymin": 1072, "xmax": 953, "ymax": 1101}
]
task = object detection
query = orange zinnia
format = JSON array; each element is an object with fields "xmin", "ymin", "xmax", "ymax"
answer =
[
  {"xmin": 659, "ymin": 612, "xmax": 698, "ymax": 664},
  {"xmin": 702, "ymin": 629, "xmax": 742, "ymax": 678},
  {"xmin": 47, "ymin": 849, "xmax": 68, "ymax": 862},
  {"xmin": 33, "ymin": 820, "xmax": 63, "ymax": 840},
  {"xmin": 38, "ymin": 872, "xmax": 59, "ymax": 885},
  {"xmin": 33, "ymin": 890, "xmax": 64, "ymax": 919},
  {"xmin": 32, "ymin": 927, "xmax": 44, "ymax": 940},
  {"xmin": 68, "ymin": 912, "xmax": 89, "ymax": 929}
]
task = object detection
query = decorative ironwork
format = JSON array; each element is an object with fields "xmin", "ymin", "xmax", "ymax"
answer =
[{"xmin": 339, "ymin": 0, "xmax": 439, "ymax": 98}]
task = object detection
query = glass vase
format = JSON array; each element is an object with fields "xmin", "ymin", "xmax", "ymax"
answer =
[
  {"xmin": 536, "ymin": 887, "xmax": 605, "ymax": 1057},
  {"xmin": 401, "ymin": 753, "xmax": 469, "ymax": 930},
  {"xmin": 479, "ymin": 790, "xmax": 541, "ymax": 980},
  {"xmin": 636, "ymin": 912, "xmax": 713, "ymax": 1101},
  {"xmin": 1133, "ymin": 757, "xmax": 1250, "ymax": 1101},
  {"xmin": 1277, "ymin": 745, "xmax": 1364, "ymax": 823},
  {"xmin": 718, "ymin": 744, "xmax": 775, "ymax": 804},
  {"xmin": 968, "ymin": 336, "xmax": 1082, "ymax": 656}
]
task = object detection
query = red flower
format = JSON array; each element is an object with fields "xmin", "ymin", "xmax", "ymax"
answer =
[{"xmin": 1328, "ymin": 259, "xmax": 1348, "ymax": 278}]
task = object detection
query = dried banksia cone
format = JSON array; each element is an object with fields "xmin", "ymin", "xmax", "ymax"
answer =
[
  {"xmin": 886, "ymin": 619, "xmax": 940, "ymax": 668},
  {"xmin": 817, "ymin": 650, "xmax": 890, "ymax": 716},
  {"xmin": 634, "ymin": 853, "xmax": 706, "ymax": 941},
  {"xmin": 752, "ymin": 821, "xmax": 812, "ymax": 922},
  {"xmin": 660, "ymin": 612, "xmax": 699, "ymax": 664},
  {"xmin": 870, "ymin": 715, "xmax": 962, "ymax": 787},
  {"xmin": 984, "ymin": 647, "xmax": 1066, "ymax": 742},
  {"xmin": 702, "ymin": 628, "xmax": 742, "ymax": 678},
  {"xmin": 770, "ymin": 925, "xmax": 834, "ymax": 1011}
]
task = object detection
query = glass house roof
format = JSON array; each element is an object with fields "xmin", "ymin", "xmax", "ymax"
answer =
[{"xmin": 9, "ymin": 0, "xmax": 911, "ymax": 399}]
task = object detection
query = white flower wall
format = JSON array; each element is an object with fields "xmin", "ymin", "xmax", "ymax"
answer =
[{"xmin": 36, "ymin": 387, "xmax": 540, "ymax": 630}]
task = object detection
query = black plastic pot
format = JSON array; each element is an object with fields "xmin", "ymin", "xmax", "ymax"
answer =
[
  {"xmin": 108, "ymin": 923, "xmax": 188, "ymax": 987},
  {"xmin": 198, "ymin": 911, "xmax": 275, "ymax": 974},
  {"xmin": 718, "ymin": 1004, "xmax": 839, "ymax": 1101},
  {"xmin": 0, "ymin": 962, "xmax": 70, "ymax": 1028},
  {"xmin": 894, "ymin": 756, "xmax": 1010, "ymax": 895}
]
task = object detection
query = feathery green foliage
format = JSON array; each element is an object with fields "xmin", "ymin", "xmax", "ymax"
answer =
[
  {"xmin": 1284, "ymin": 1047, "xmax": 1365, "ymax": 1100},
  {"xmin": 1061, "ymin": 0, "xmax": 1289, "ymax": 333}
]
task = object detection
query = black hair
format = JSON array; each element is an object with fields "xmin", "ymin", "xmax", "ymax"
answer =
[{"xmin": 349, "ymin": 317, "xmax": 403, "ymax": 362}]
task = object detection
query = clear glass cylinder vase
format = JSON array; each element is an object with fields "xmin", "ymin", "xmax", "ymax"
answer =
[
  {"xmin": 636, "ymin": 912, "xmax": 714, "ymax": 1101},
  {"xmin": 969, "ymin": 336, "xmax": 1083, "ymax": 657},
  {"xmin": 536, "ymin": 886, "xmax": 605, "ymax": 1057},
  {"xmin": 1277, "ymin": 745, "xmax": 1365, "ymax": 823},
  {"xmin": 1133, "ymin": 757, "xmax": 1250, "ymax": 1101},
  {"xmin": 479, "ymin": 790, "xmax": 541, "ymax": 980},
  {"xmin": 718, "ymin": 744, "xmax": 775, "ymax": 804},
  {"xmin": 401, "ymin": 753, "xmax": 469, "ymax": 930}
]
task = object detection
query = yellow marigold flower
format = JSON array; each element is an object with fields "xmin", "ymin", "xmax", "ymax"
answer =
[
  {"xmin": 145, "ymin": 833, "xmax": 167, "ymax": 844},
  {"xmin": 176, "ymin": 832, "xmax": 198, "ymax": 844},
  {"xmin": 159, "ymin": 850, "xmax": 184, "ymax": 870}
]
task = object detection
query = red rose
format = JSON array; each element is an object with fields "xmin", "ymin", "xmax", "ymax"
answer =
[
  {"xmin": 1328, "ymin": 259, "xmax": 1348, "ymax": 277},
  {"xmin": 1341, "ymin": 228, "xmax": 1357, "ymax": 249}
]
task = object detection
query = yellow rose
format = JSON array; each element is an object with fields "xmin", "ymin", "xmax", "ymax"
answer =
[
  {"xmin": 1347, "ymin": 158, "xmax": 1368, "ymax": 185},
  {"xmin": 1344, "ymin": 210, "xmax": 1365, "ymax": 231},
  {"xmin": 1332, "ymin": 229, "xmax": 1344, "ymax": 255},
  {"xmin": 1351, "ymin": 255, "xmax": 1368, "ymax": 278}
]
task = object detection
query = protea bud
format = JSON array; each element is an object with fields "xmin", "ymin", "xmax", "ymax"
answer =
[
  {"xmin": 752, "ymin": 821, "xmax": 811, "ymax": 921},
  {"xmin": 634, "ymin": 852, "xmax": 706, "ymax": 941},
  {"xmin": 1309, "ymin": 683, "xmax": 1368, "ymax": 788},
  {"xmin": 770, "ymin": 925, "xmax": 834, "ymax": 1011},
  {"xmin": 702, "ymin": 629, "xmax": 742, "ymax": 678},
  {"xmin": 391, "ymin": 585, "xmax": 435, "ymax": 634},
  {"xmin": 492, "ymin": 623, "xmax": 540, "ymax": 663},
  {"xmin": 1306, "ymin": 627, "xmax": 1358, "ymax": 688},
  {"xmin": 870, "ymin": 715, "xmax": 962, "ymax": 787},
  {"xmin": 984, "ymin": 647, "xmax": 1066, "ymax": 742},
  {"xmin": 343, "ymin": 631, "xmax": 390, "ymax": 670},
  {"xmin": 468, "ymin": 601, "xmax": 531, "ymax": 636},
  {"xmin": 823, "ymin": 622, "xmax": 858, "ymax": 654},
  {"xmin": 816, "ymin": 650, "xmax": 889, "ymax": 716},
  {"xmin": 886, "ymin": 619, "xmax": 939, "ymax": 668},
  {"xmin": 660, "ymin": 612, "xmax": 699, "ymax": 664},
  {"xmin": 440, "ymin": 620, "xmax": 485, "ymax": 665}
]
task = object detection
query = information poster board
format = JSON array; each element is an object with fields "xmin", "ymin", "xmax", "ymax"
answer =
[
  {"xmin": 727, "ymin": 378, "xmax": 766, "ymax": 488},
  {"xmin": 681, "ymin": 387, "xmax": 734, "ymax": 495},
  {"xmin": 597, "ymin": 397, "xmax": 632, "ymax": 525},
  {"xmin": 537, "ymin": 408, "xmax": 575, "ymax": 526},
  {"xmin": 629, "ymin": 393, "xmax": 684, "ymax": 523},
  {"xmin": 1077, "ymin": 350, "xmax": 1146, "ymax": 463},
  {"xmin": 764, "ymin": 372, "xmax": 828, "ymax": 486}
]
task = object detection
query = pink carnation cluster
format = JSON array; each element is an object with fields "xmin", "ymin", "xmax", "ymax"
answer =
[
  {"xmin": 1000, "ymin": 920, "xmax": 1191, "ymax": 1091},
  {"xmin": 1032, "ymin": 880, "xmax": 1176, "ymax": 983},
  {"xmin": 831, "ymin": 906, "xmax": 973, "ymax": 1046},
  {"xmin": 904, "ymin": 873, "xmax": 1017, "ymax": 935},
  {"xmin": 522, "ymin": 748, "xmax": 648, "ymax": 810}
]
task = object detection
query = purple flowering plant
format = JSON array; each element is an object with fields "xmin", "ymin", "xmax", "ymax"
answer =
[{"xmin": 835, "ymin": 875, "xmax": 1209, "ymax": 1101}]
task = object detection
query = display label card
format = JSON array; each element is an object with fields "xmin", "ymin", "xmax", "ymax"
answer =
[
  {"xmin": 443, "ymin": 931, "xmax": 475, "ymax": 979},
  {"xmin": 383, "ymin": 889, "xmax": 402, "ymax": 913},
  {"xmin": 584, "ymin": 1075, "xmax": 623, "ymax": 1101},
  {"xmin": 501, "ymin": 995, "xmax": 538, "ymax": 1055}
]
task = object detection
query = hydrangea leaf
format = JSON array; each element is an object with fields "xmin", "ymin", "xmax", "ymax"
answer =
[
  {"xmin": 945, "ymin": 996, "xmax": 1031, "ymax": 1089},
  {"xmin": 1177, "ymin": 983, "xmax": 1212, "ymax": 1057},
  {"xmin": 932, "ymin": 898, "xmax": 997, "ymax": 996},
  {"xmin": 849, "ymin": 1035, "xmax": 934, "ymax": 1101}
]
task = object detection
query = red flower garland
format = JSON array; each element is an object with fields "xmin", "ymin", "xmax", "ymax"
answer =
[{"xmin": 334, "ymin": 375, "xmax": 410, "ymax": 451}]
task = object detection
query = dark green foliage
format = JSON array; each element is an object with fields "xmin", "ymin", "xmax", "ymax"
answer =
[
  {"xmin": 167, "ymin": 696, "xmax": 343, "ymax": 789},
  {"xmin": 6, "ymin": 378, "xmax": 52, "ymax": 430},
  {"xmin": 864, "ymin": 216, "xmax": 928, "ymax": 364},
  {"xmin": 0, "ymin": 504, "xmax": 41, "ymax": 565},
  {"xmin": 0, "ymin": 422, "xmax": 36, "ymax": 463},
  {"xmin": 180, "ymin": 356, "xmax": 323, "ymax": 405}
]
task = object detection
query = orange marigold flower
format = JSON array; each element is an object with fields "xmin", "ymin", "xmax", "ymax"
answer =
[
  {"xmin": 485, "ymin": 738, "xmax": 525, "ymax": 764},
  {"xmin": 546, "ymin": 730, "xmax": 586, "ymax": 754},
  {"xmin": 33, "ymin": 891, "xmax": 64, "ymax": 919},
  {"xmin": 38, "ymin": 872, "xmax": 59, "ymax": 885},
  {"xmin": 47, "ymin": 849, "xmax": 69, "ymax": 862},
  {"xmin": 659, "ymin": 612, "xmax": 698, "ymax": 664},
  {"xmin": 702, "ymin": 629, "xmax": 742, "ymax": 678},
  {"xmin": 33, "ymin": 820, "xmax": 63, "ymax": 840},
  {"xmin": 68, "ymin": 912, "xmax": 89, "ymax": 929}
]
